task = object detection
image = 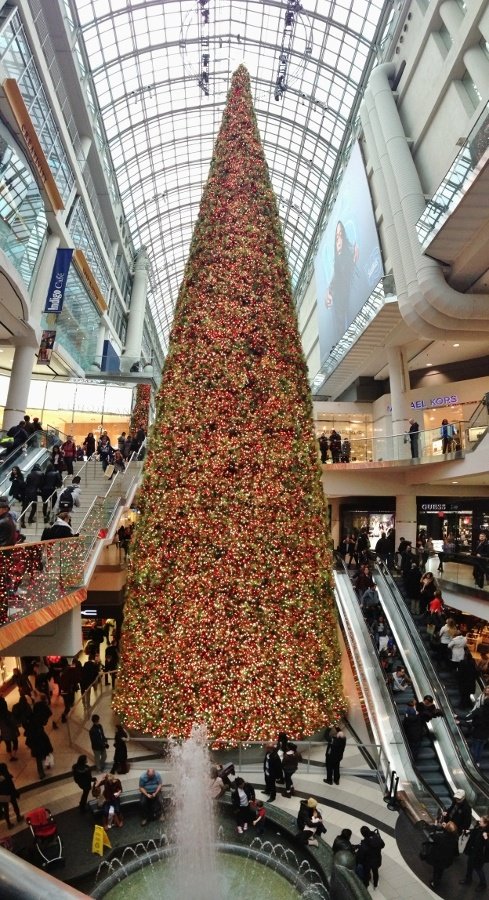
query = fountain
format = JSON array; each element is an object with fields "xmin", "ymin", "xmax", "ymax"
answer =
[{"xmin": 92, "ymin": 725, "xmax": 329, "ymax": 899}]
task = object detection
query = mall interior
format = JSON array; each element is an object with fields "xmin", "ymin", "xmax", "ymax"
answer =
[{"xmin": 0, "ymin": 0, "xmax": 489, "ymax": 898}]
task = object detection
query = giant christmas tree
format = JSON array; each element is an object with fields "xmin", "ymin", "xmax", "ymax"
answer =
[{"xmin": 114, "ymin": 66, "xmax": 343, "ymax": 743}]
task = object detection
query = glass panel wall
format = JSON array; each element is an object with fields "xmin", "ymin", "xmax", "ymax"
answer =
[{"xmin": 0, "ymin": 128, "xmax": 46, "ymax": 286}]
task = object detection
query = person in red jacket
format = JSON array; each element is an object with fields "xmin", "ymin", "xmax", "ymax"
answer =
[{"xmin": 61, "ymin": 435, "xmax": 76, "ymax": 475}]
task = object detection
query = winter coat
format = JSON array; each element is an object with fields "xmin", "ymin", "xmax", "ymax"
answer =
[
  {"xmin": 24, "ymin": 468, "xmax": 43, "ymax": 502},
  {"xmin": 465, "ymin": 824, "xmax": 489, "ymax": 868},
  {"xmin": 429, "ymin": 828, "xmax": 459, "ymax": 870},
  {"xmin": 0, "ymin": 712, "xmax": 19, "ymax": 743},
  {"xmin": 282, "ymin": 748, "xmax": 302, "ymax": 774},
  {"xmin": 325, "ymin": 733, "xmax": 346, "ymax": 764},
  {"xmin": 471, "ymin": 702, "xmax": 489, "ymax": 741},
  {"xmin": 25, "ymin": 720, "xmax": 53, "ymax": 759},
  {"xmin": 72, "ymin": 762, "xmax": 93, "ymax": 791},
  {"xmin": 263, "ymin": 748, "xmax": 283, "ymax": 781}
]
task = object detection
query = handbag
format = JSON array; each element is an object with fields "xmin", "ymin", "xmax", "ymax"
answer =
[
  {"xmin": 91, "ymin": 784, "xmax": 101, "ymax": 798},
  {"xmin": 104, "ymin": 464, "xmax": 115, "ymax": 479}
]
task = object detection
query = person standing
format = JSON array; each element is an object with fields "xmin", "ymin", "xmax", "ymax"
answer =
[
  {"xmin": 473, "ymin": 533, "xmax": 489, "ymax": 589},
  {"xmin": 329, "ymin": 429, "xmax": 342, "ymax": 464},
  {"xmin": 89, "ymin": 714, "xmax": 109, "ymax": 772},
  {"xmin": 318, "ymin": 431, "xmax": 329, "ymax": 464},
  {"xmin": 440, "ymin": 419, "xmax": 455, "ymax": 454},
  {"xmin": 72, "ymin": 754, "xmax": 96, "ymax": 812},
  {"xmin": 111, "ymin": 724, "xmax": 129, "ymax": 775},
  {"xmin": 428, "ymin": 821, "xmax": 459, "ymax": 890},
  {"xmin": 407, "ymin": 418, "xmax": 420, "ymax": 459},
  {"xmin": 470, "ymin": 698, "xmax": 489, "ymax": 765},
  {"xmin": 81, "ymin": 654, "xmax": 101, "ymax": 714},
  {"xmin": 460, "ymin": 816, "xmax": 489, "ymax": 890},
  {"xmin": 324, "ymin": 725, "xmax": 347, "ymax": 785},
  {"xmin": 23, "ymin": 464, "xmax": 43, "ymax": 525},
  {"xmin": 440, "ymin": 789, "xmax": 472, "ymax": 832},
  {"xmin": 0, "ymin": 762, "xmax": 24, "ymax": 827},
  {"xmin": 61, "ymin": 435, "xmax": 76, "ymax": 475},
  {"xmin": 8, "ymin": 466, "xmax": 25, "ymax": 511},
  {"xmin": 282, "ymin": 741, "xmax": 302, "ymax": 798},
  {"xmin": 262, "ymin": 741, "xmax": 283, "ymax": 802},
  {"xmin": 0, "ymin": 697, "xmax": 20, "ymax": 761},
  {"xmin": 356, "ymin": 825, "xmax": 385, "ymax": 889}
]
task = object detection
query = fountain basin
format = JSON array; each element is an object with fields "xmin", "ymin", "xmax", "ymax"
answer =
[{"xmin": 92, "ymin": 844, "xmax": 328, "ymax": 899}]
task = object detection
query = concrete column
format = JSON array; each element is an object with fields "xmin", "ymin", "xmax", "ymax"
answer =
[
  {"xmin": 396, "ymin": 494, "xmax": 417, "ymax": 546},
  {"xmin": 3, "ymin": 344, "xmax": 36, "ymax": 429},
  {"xmin": 329, "ymin": 496, "xmax": 341, "ymax": 548},
  {"xmin": 439, "ymin": 0, "xmax": 464, "ymax": 36},
  {"xmin": 463, "ymin": 46, "xmax": 489, "ymax": 95},
  {"xmin": 387, "ymin": 346, "xmax": 410, "ymax": 436},
  {"xmin": 120, "ymin": 248, "xmax": 149, "ymax": 373},
  {"xmin": 30, "ymin": 232, "xmax": 61, "ymax": 324}
]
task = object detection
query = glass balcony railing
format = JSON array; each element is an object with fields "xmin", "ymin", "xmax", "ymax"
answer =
[
  {"xmin": 0, "ymin": 488, "xmax": 123, "ymax": 633},
  {"xmin": 416, "ymin": 100, "xmax": 489, "ymax": 248},
  {"xmin": 320, "ymin": 422, "xmax": 466, "ymax": 464}
]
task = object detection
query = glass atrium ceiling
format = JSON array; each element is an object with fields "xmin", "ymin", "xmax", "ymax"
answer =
[{"xmin": 68, "ymin": 0, "xmax": 392, "ymax": 351}]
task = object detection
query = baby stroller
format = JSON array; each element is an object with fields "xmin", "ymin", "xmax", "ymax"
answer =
[{"xmin": 26, "ymin": 807, "xmax": 64, "ymax": 868}]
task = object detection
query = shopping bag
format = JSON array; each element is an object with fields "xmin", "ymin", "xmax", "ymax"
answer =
[{"xmin": 104, "ymin": 464, "xmax": 115, "ymax": 479}]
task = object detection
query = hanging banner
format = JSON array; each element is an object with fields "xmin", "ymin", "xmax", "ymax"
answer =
[
  {"xmin": 38, "ymin": 329, "xmax": 56, "ymax": 364},
  {"xmin": 44, "ymin": 248, "xmax": 73, "ymax": 314}
]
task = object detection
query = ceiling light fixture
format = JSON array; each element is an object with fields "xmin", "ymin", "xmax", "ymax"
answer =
[
  {"xmin": 453, "ymin": 343, "xmax": 460, "ymax": 347},
  {"xmin": 426, "ymin": 362, "xmax": 432, "ymax": 366}
]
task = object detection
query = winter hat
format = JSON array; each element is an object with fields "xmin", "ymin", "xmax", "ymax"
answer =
[
  {"xmin": 0, "ymin": 496, "xmax": 10, "ymax": 508},
  {"xmin": 307, "ymin": 798, "xmax": 318, "ymax": 808},
  {"xmin": 453, "ymin": 789, "xmax": 466, "ymax": 801}
]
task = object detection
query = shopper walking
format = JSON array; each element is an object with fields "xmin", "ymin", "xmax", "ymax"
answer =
[
  {"xmin": 61, "ymin": 435, "xmax": 76, "ymax": 475},
  {"xmin": 0, "ymin": 762, "xmax": 24, "ymax": 827},
  {"xmin": 460, "ymin": 816, "xmax": 489, "ymax": 890}
]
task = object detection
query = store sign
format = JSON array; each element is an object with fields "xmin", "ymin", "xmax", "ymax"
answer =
[
  {"xmin": 421, "ymin": 503, "xmax": 447, "ymax": 511},
  {"xmin": 44, "ymin": 248, "xmax": 73, "ymax": 314},
  {"xmin": 410, "ymin": 394, "xmax": 458, "ymax": 410}
]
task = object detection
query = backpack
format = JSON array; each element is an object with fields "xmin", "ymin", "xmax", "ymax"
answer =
[{"xmin": 59, "ymin": 485, "xmax": 75, "ymax": 510}]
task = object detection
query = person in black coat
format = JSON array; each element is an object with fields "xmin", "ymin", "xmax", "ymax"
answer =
[
  {"xmin": 24, "ymin": 715, "xmax": 53, "ymax": 779},
  {"xmin": 40, "ymin": 463, "xmax": 62, "ymax": 523},
  {"xmin": 111, "ymin": 724, "xmax": 129, "ymax": 775},
  {"xmin": 460, "ymin": 816, "xmax": 489, "ymax": 889},
  {"xmin": 324, "ymin": 725, "xmax": 347, "ymax": 785},
  {"xmin": 72, "ymin": 754, "xmax": 96, "ymax": 812},
  {"xmin": 428, "ymin": 821, "xmax": 459, "ymax": 889},
  {"xmin": 262, "ymin": 742, "xmax": 283, "ymax": 801},
  {"xmin": 332, "ymin": 827, "xmax": 356, "ymax": 855},
  {"xmin": 441, "ymin": 789, "xmax": 472, "ymax": 832},
  {"xmin": 8, "ymin": 466, "xmax": 25, "ymax": 508},
  {"xmin": 356, "ymin": 826, "xmax": 385, "ymax": 888},
  {"xmin": 23, "ymin": 464, "xmax": 43, "ymax": 525},
  {"xmin": 0, "ymin": 762, "xmax": 23, "ymax": 827}
]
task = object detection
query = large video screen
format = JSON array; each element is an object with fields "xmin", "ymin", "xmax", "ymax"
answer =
[{"xmin": 314, "ymin": 142, "xmax": 383, "ymax": 364}]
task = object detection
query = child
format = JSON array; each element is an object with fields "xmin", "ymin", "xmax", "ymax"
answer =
[{"xmin": 253, "ymin": 799, "xmax": 266, "ymax": 835}]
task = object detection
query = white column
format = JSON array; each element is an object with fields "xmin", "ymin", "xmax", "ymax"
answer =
[
  {"xmin": 329, "ymin": 497, "xmax": 340, "ymax": 549},
  {"xmin": 387, "ymin": 346, "xmax": 410, "ymax": 436},
  {"xmin": 120, "ymin": 248, "xmax": 149, "ymax": 373},
  {"xmin": 396, "ymin": 494, "xmax": 417, "ymax": 546},
  {"xmin": 30, "ymin": 233, "xmax": 61, "ymax": 323},
  {"xmin": 463, "ymin": 46, "xmax": 489, "ymax": 94},
  {"xmin": 3, "ymin": 344, "xmax": 36, "ymax": 429},
  {"xmin": 439, "ymin": 0, "xmax": 464, "ymax": 36}
]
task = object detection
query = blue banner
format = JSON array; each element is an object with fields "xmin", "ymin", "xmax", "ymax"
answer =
[{"xmin": 44, "ymin": 248, "xmax": 73, "ymax": 314}]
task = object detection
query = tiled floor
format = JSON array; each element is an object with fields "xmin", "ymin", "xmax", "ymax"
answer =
[{"xmin": 0, "ymin": 669, "xmax": 436, "ymax": 899}]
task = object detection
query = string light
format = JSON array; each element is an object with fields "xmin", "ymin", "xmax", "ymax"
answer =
[{"xmin": 114, "ymin": 66, "xmax": 343, "ymax": 745}]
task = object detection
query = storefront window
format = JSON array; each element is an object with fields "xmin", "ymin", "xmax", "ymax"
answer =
[
  {"xmin": 314, "ymin": 413, "xmax": 373, "ymax": 462},
  {"xmin": 0, "ymin": 130, "xmax": 46, "ymax": 287}
]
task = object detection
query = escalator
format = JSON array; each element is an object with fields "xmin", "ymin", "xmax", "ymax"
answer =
[{"xmin": 370, "ymin": 561, "xmax": 489, "ymax": 813}]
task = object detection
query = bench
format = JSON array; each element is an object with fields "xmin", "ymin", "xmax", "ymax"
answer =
[
  {"xmin": 88, "ymin": 786, "xmax": 172, "ymax": 818},
  {"xmin": 218, "ymin": 793, "xmax": 334, "ymax": 881}
]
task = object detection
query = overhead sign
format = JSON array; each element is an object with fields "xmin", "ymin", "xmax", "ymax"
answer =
[
  {"xmin": 44, "ymin": 248, "xmax": 73, "ymax": 314},
  {"xmin": 410, "ymin": 394, "xmax": 458, "ymax": 410}
]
